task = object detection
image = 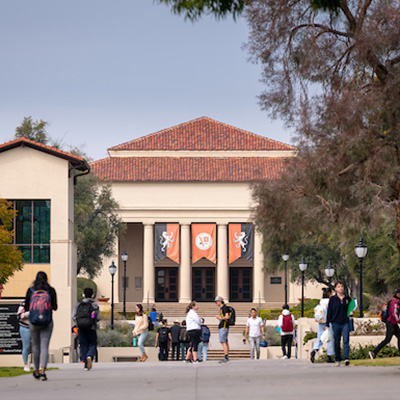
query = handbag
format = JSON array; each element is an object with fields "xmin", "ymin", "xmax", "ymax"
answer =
[
  {"xmin": 260, "ymin": 340, "xmax": 268, "ymax": 348},
  {"xmin": 348, "ymin": 317, "xmax": 355, "ymax": 332}
]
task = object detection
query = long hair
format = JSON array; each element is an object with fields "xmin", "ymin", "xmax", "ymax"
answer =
[
  {"xmin": 33, "ymin": 271, "xmax": 49, "ymax": 291},
  {"xmin": 136, "ymin": 304, "xmax": 143, "ymax": 316},
  {"xmin": 186, "ymin": 301, "xmax": 196, "ymax": 314},
  {"xmin": 322, "ymin": 287, "xmax": 332, "ymax": 299}
]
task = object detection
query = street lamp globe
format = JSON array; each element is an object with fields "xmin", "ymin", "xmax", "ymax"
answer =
[
  {"xmin": 355, "ymin": 236, "xmax": 368, "ymax": 259},
  {"xmin": 121, "ymin": 250, "xmax": 129, "ymax": 262},
  {"xmin": 299, "ymin": 257, "xmax": 307, "ymax": 272},
  {"xmin": 109, "ymin": 261, "xmax": 117, "ymax": 276},
  {"xmin": 282, "ymin": 253, "xmax": 289, "ymax": 262},
  {"xmin": 325, "ymin": 260, "xmax": 335, "ymax": 278}
]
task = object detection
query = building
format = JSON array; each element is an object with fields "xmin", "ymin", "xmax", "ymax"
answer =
[{"xmin": 92, "ymin": 117, "xmax": 321, "ymax": 306}]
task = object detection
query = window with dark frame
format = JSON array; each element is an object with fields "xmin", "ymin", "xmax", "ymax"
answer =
[
  {"xmin": 270, "ymin": 277, "xmax": 282, "ymax": 285},
  {"xmin": 11, "ymin": 200, "xmax": 51, "ymax": 263}
]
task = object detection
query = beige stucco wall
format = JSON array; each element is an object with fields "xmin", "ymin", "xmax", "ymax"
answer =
[{"xmin": 0, "ymin": 146, "xmax": 76, "ymax": 350}]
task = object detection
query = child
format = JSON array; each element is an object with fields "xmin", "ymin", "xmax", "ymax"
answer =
[
  {"xmin": 155, "ymin": 319, "xmax": 172, "ymax": 361},
  {"xmin": 278, "ymin": 304, "xmax": 295, "ymax": 359}
]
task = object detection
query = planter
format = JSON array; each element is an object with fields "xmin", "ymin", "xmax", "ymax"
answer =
[{"xmin": 98, "ymin": 297, "xmax": 110, "ymax": 303}]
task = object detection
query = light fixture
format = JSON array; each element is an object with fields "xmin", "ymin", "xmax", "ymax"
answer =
[
  {"xmin": 109, "ymin": 261, "xmax": 117, "ymax": 276},
  {"xmin": 324, "ymin": 260, "xmax": 335, "ymax": 278},
  {"xmin": 354, "ymin": 236, "xmax": 367, "ymax": 259},
  {"xmin": 282, "ymin": 253, "xmax": 289, "ymax": 262},
  {"xmin": 121, "ymin": 250, "xmax": 129, "ymax": 262},
  {"xmin": 299, "ymin": 257, "xmax": 308, "ymax": 272}
]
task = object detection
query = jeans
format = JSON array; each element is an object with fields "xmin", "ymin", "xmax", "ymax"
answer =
[
  {"xmin": 281, "ymin": 335, "xmax": 293, "ymax": 359},
  {"xmin": 332, "ymin": 321, "xmax": 350, "ymax": 362},
  {"xmin": 180, "ymin": 343, "xmax": 189, "ymax": 360},
  {"xmin": 19, "ymin": 326, "xmax": 31, "ymax": 365},
  {"xmin": 198, "ymin": 342, "xmax": 209, "ymax": 361},
  {"xmin": 29, "ymin": 321, "xmax": 53, "ymax": 370},
  {"xmin": 171, "ymin": 342, "xmax": 180, "ymax": 360},
  {"xmin": 137, "ymin": 331, "xmax": 149, "ymax": 355},
  {"xmin": 373, "ymin": 322, "xmax": 400, "ymax": 356},
  {"xmin": 250, "ymin": 336, "xmax": 261, "ymax": 360},
  {"xmin": 313, "ymin": 323, "xmax": 335, "ymax": 356},
  {"xmin": 78, "ymin": 328, "xmax": 97, "ymax": 365},
  {"xmin": 159, "ymin": 342, "xmax": 169, "ymax": 361}
]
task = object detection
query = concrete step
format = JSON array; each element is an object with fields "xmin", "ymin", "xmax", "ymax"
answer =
[{"xmin": 206, "ymin": 349, "xmax": 250, "ymax": 360}]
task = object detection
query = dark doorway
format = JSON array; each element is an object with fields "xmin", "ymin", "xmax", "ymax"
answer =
[
  {"xmin": 230, "ymin": 268, "xmax": 252, "ymax": 302},
  {"xmin": 155, "ymin": 268, "xmax": 178, "ymax": 302},
  {"xmin": 192, "ymin": 268, "xmax": 215, "ymax": 302}
]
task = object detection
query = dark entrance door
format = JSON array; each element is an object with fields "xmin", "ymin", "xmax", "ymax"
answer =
[
  {"xmin": 230, "ymin": 268, "xmax": 252, "ymax": 302},
  {"xmin": 192, "ymin": 268, "xmax": 215, "ymax": 302},
  {"xmin": 155, "ymin": 268, "xmax": 178, "ymax": 302}
]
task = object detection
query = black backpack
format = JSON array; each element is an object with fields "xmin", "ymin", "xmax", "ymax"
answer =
[
  {"xmin": 76, "ymin": 301, "xmax": 95, "ymax": 329},
  {"xmin": 158, "ymin": 327, "xmax": 169, "ymax": 343},
  {"xmin": 226, "ymin": 305, "xmax": 236, "ymax": 326},
  {"xmin": 147, "ymin": 315, "xmax": 154, "ymax": 331}
]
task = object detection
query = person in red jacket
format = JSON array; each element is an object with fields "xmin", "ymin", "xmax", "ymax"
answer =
[{"xmin": 369, "ymin": 289, "xmax": 400, "ymax": 359}]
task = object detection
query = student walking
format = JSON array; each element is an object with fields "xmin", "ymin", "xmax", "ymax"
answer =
[
  {"xmin": 244, "ymin": 308, "xmax": 265, "ymax": 360},
  {"xmin": 325, "ymin": 281, "xmax": 353, "ymax": 367},
  {"xmin": 133, "ymin": 304, "xmax": 150, "ymax": 362},
  {"xmin": 17, "ymin": 300, "xmax": 31, "ymax": 371},
  {"xmin": 215, "ymin": 296, "xmax": 230, "ymax": 363},
  {"xmin": 278, "ymin": 305, "xmax": 295, "ymax": 359},
  {"xmin": 24, "ymin": 271, "xmax": 57, "ymax": 381},
  {"xmin": 185, "ymin": 301, "xmax": 202, "ymax": 363},
  {"xmin": 310, "ymin": 287, "xmax": 335, "ymax": 363},
  {"xmin": 155, "ymin": 319, "xmax": 171, "ymax": 361},
  {"xmin": 198, "ymin": 318, "xmax": 211, "ymax": 361},
  {"xmin": 170, "ymin": 320, "xmax": 182, "ymax": 361},
  {"xmin": 72, "ymin": 288, "xmax": 100, "ymax": 370},
  {"xmin": 179, "ymin": 320, "xmax": 190, "ymax": 361},
  {"xmin": 369, "ymin": 289, "xmax": 400, "ymax": 360}
]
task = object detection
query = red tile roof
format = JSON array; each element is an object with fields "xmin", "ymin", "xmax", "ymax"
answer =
[
  {"xmin": 91, "ymin": 156, "xmax": 289, "ymax": 182},
  {"xmin": 109, "ymin": 117, "xmax": 294, "ymax": 152},
  {"xmin": 0, "ymin": 137, "xmax": 89, "ymax": 171}
]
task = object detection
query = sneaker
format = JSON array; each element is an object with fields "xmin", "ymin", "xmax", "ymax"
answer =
[
  {"xmin": 192, "ymin": 360, "xmax": 199, "ymax": 364},
  {"xmin": 84, "ymin": 368, "xmax": 88, "ymax": 371},
  {"xmin": 282, "ymin": 355, "xmax": 288, "ymax": 360},
  {"xmin": 369, "ymin": 351, "xmax": 375, "ymax": 360},
  {"xmin": 310, "ymin": 350, "xmax": 316, "ymax": 364},
  {"xmin": 185, "ymin": 359, "xmax": 192, "ymax": 363},
  {"xmin": 40, "ymin": 373, "xmax": 47, "ymax": 381},
  {"xmin": 24, "ymin": 366, "xmax": 30, "ymax": 372},
  {"xmin": 219, "ymin": 358, "xmax": 229, "ymax": 364},
  {"xmin": 344, "ymin": 359, "xmax": 350, "ymax": 366},
  {"xmin": 86, "ymin": 356, "xmax": 92, "ymax": 371},
  {"xmin": 335, "ymin": 362, "xmax": 340, "ymax": 367},
  {"xmin": 33, "ymin": 371, "xmax": 40, "ymax": 380}
]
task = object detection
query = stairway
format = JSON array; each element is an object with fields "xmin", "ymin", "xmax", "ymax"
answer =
[{"xmin": 206, "ymin": 349, "xmax": 250, "ymax": 360}]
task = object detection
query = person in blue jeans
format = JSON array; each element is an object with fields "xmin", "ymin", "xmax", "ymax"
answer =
[
  {"xmin": 198, "ymin": 318, "xmax": 210, "ymax": 361},
  {"xmin": 325, "ymin": 281, "xmax": 353, "ymax": 367},
  {"xmin": 17, "ymin": 301, "xmax": 31, "ymax": 371}
]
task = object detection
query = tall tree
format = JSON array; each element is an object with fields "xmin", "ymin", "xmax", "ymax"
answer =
[{"xmin": 14, "ymin": 116, "xmax": 50, "ymax": 144}]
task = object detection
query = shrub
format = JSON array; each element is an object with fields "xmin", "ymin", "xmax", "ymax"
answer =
[
  {"xmin": 291, "ymin": 299, "xmax": 320, "ymax": 312},
  {"xmin": 303, "ymin": 331, "xmax": 318, "ymax": 345},
  {"xmin": 77, "ymin": 277, "xmax": 97, "ymax": 302},
  {"xmin": 260, "ymin": 309, "xmax": 314, "ymax": 320},
  {"xmin": 319, "ymin": 344, "xmax": 399, "ymax": 361},
  {"xmin": 97, "ymin": 329, "xmax": 132, "ymax": 347},
  {"xmin": 353, "ymin": 319, "xmax": 386, "ymax": 336},
  {"xmin": 368, "ymin": 293, "xmax": 392, "ymax": 316},
  {"xmin": 264, "ymin": 325, "xmax": 281, "ymax": 346}
]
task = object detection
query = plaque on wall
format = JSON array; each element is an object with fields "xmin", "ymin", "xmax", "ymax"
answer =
[{"xmin": 0, "ymin": 304, "xmax": 22, "ymax": 355}]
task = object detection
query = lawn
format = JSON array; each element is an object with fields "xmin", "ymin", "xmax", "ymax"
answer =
[
  {"xmin": 351, "ymin": 357, "xmax": 400, "ymax": 367},
  {"xmin": 0, "ymin": 367, "xmax": 57, "ymax": 378}
]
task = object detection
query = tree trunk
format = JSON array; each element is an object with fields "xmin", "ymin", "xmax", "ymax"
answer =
[{"xmin": 396, "ymin": 182, "xmax": 400, "ymax": 254}]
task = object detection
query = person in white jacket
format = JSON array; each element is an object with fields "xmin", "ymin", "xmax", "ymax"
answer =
[
  {"xmin": 278, "ymin": 305, "xmax": 296, "ymax": 359},
  {"xmin": 185, "ymin": 301, "xmax": 202, "ymax": 363}
]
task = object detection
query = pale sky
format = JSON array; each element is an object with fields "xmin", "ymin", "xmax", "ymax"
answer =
[{"xmin": 0, "ymin": 0, "xmax": 292, "ymax": 160}]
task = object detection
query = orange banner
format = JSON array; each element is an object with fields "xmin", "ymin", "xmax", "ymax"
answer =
[
  {"xmin": 166, "ymin": 224, "xmax": 179, "ymax": 264},
  {"xmin": 229, "ymin": 224, "xmax": 242, "ymax": 264},
  {"xmin": 192, "ymin": 224, "xmax": 216, "ymax": 264}
]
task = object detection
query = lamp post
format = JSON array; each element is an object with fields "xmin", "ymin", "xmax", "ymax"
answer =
[
  {"xmin": 355, "ymin": 236, "xmax": 368, "ymax": 318},
  {"xmin": 324, "ymin": 260, "xmax": 335, "ymax": 284},
  {"xmin": 299, "ymin": 257, "xmax": 308, "ymax": 317},
  {"xmin": 282, "ymin": 253, "xmax": 289, "ymax": 305},
  {"xmin": 121, "ymin": 250, "xmax": 129, "ymax": 319},
  {"xmin": 109, "ymin": 261, "xmax": 117, "ymax": 330}
]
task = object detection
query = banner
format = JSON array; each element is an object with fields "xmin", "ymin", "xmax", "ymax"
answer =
[
  {"xmin": 154, "ymin": 223, "xmax": 180, "ymax": 263},
  {"xmin": 192, "ymin": 224, "xmax": 216, "ymax": 264},
  {"xmin": 229, "ymin": 224, "xmax": 254, "ymax": 264}
]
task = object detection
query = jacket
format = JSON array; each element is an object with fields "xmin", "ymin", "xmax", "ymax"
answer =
[
  {"xmin": 186, "ymin": 309, "xmax": 202, "ymax": 331},
  {"xmin": 133, "ymin": 314, "xmax": 149, "ymax": 335}
]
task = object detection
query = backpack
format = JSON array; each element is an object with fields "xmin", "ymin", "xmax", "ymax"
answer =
[
  {"xmin": 147, "ymin": 315, "xmax": 154, "ymax": 331},
  {"xmin": 314, "ymin": 304, "xmax": 327, "ymax": 324},
  {"xmin": 29, "ymin": 289, "xmax": 52, "ymax": 326},
  {"xmin": 225, "ymin": 305, "xmax": 236, "ymax": 326},
  {"xmin": 201, "ymin": 325, "xmax": 211, "ymax": 343},
  {"xmin": 179, "ymin": 327, "xmax": 190, "ymax": 343},
  {"xmin": 75, "ymin": 301, "xmax": 95, "ymax": 329},
  {"xmin": 158, "ymin": 327, "xmax": 169, "ymax": 343},
  {"xmin": 282, "ymin": 313, "xmax": 294, "ymax": 333},
  {"xmin": 379, "ymin": 301, "xmax": 390, "ymax": 323}
]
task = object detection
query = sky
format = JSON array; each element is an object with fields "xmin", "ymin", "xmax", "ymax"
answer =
[{"xmin": 0, "ymin": 0, "xmax": 292, "ymax": 160}]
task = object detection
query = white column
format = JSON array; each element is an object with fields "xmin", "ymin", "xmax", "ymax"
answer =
[
  {"xmin": 217, "ymin": 223, "xmax": 229, "ymax": 302},
  {"xmin": 179, "ymin": 224, "xmax": 191, "ymax": 303},
  {"xmin": 142, "ymin": 223, "xmax": 155, "ymax": 304},
  {"xmin": 253, "ymin": 230, "xmax": 266, "ymax": 304}
]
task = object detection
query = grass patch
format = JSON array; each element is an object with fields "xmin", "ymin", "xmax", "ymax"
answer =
[
  {"xmin": 0, "ymin": 367, "xmax": 57, "ymax": 378},
  {"xmin": 351, "ymin": 357, "xmax": 400, "ymax": 367}
]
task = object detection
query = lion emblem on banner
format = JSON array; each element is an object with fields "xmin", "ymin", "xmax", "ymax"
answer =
[
  {"xmin": 233, "ymin": 232, "xmax": 248, "ymax": 252},
  {"xmin": 160, "ymin": 231, "xmax": 175, "ymax": 252}
]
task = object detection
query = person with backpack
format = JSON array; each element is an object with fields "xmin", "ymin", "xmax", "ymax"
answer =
[
  {"xmin": 133, "ymin": 304, "xmax": 150, "ymax": 362},
  {"xmin": 369, "ymin": 288, "xmax": 400, "ymax": 360},
  {"xmin": 24, "ymin": 271, "xmax": 57, "ymax": 381},
  {"xmin": 17, "ymin": 300, "xmax": 31, "ymax": 371},
  {"xmin": 185, "ymin": 301, "xmax": 202, "ymax": 363},
  {"xmin": 215, "ymin": 296, "xmax": 231, "ymax": 363},
  {"xmin": 243, "ymin": 308, "xmax": 265, "ymax": 360},
  {"xmin": 170, "ymin": 320, "xmax": 182, "ymax": 361},
  {"xmin": 198, "ymin": 318, "xmax": 211, "ymax": 362},
  {"xmin": 155, "ymin": 319, "xmax": 172, "ymax": 361},
  {"xmin": 179, "ymin": 320, "xmax": 190, "ymax": 361},
  {"xmin": 72, "ymin": 287, "xmax": 100, "ymax": 370},
  {"xmin": 310, "ymin": 287, "xmax": 335, "ymax": 363},
  {"xmin": 325, "ymin": 281, "xmax": 353, "ymax": 367},
  {"xmin": 278, "ymin": 304, "xmax": 295, "ymax": 359}
]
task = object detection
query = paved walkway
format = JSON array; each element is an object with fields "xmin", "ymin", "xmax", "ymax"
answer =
[{"xmin": 1, "ymin": 360, "xmax": 399, "ymax": 400}]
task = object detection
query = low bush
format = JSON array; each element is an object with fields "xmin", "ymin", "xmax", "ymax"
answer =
[
  {"xmin": 319, "ymin": 344, "xmax": 399, "ymax": 361},
  {"xmin": 303, "ymin": 331, "xmax": 318, "ymax": 345},
  {"xmin": 353, "ymin": 319, "xmax": 386, "ymax": 336},
  {"xmin": 77, "ymin": 277, "xmax": 97, "ymax": 302},
  {"xmin": 260, "ymin": 309, "xmax": 314, "ymax": 320},
  {"xmin": 264, "ymin": 325, "xmax": 281, "ymax": 346},
  {"xmin": 97, "ymin": 329, "xmax": 132, "ymax": 347},
  {"xmin": 291, "ymin": 299, "xmax": 320, "ymax": 312}
]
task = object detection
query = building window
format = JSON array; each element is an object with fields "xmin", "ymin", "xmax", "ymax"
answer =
[
  {"xmin": 270, "ymin": 277, "xmax": 282, "ymax": 285},
  {"xmin": 11, "ymin": 200, "xmax": 50, "ymax": 263}
]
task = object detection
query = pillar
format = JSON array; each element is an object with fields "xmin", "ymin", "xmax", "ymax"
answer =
[
  {"xmin": 217, "ymin": 223, "xmax": 229, "ymax": 302},
  {"xmin": 253, "ymin": 230, "xmax": 266, "ymax": 304},
  {"xmin": 142, "ymin": 223, "xmax": 155, "ymax": 304},
  {"xmin": 179, "ymin": 224, "xmax": 191, "ymax": 303}
]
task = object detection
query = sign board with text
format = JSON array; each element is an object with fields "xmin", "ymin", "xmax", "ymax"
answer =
[{"xmin": 0, "ymin": 304, "xmax": 22, "ymax": 355}]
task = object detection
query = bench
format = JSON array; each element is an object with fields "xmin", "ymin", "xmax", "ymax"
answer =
[{"xmin": 112, "ymin": 355, "xmax": 140, "ymax": 362}]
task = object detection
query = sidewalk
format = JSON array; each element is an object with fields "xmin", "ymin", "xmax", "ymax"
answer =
[{"xmin": 1, "ymin": 359, "xmax": 399, "ymax": 400}]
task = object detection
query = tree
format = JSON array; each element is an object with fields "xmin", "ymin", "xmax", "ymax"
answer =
[
  {"xmin": 0, "ymin": 199, "xmax": 24, "ymax": 285},
  {"xmin": 14, "ymin": 116, "xmax": 50, "ymax": 144}
]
